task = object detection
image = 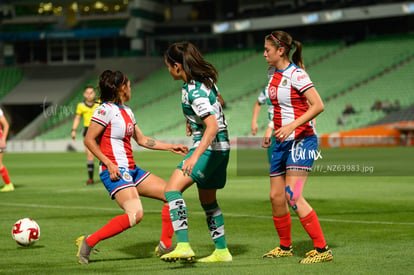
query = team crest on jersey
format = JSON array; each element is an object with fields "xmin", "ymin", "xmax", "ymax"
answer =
[
  {"xmin": 282, "ymin": 79, "xmax": 287, "ymax": 86},
  {"xmin": 182, "ymin": 91, "xmax": 188, "ymax": 103},
  {"xmin": 269, "ymin": 86, "xmax": 277, "ymax": 100},
  {"xmin": 126, "ymin": 123, "xmax": 134, "ymax": 136},
  {"xmin": 122, "ymin": 171, "xmax": 132, "ymax": 182}
]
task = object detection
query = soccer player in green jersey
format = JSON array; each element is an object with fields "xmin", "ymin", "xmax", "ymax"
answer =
[{"xmin": 161, "ymin": 41, "xmax": 232, "ymax": 263}]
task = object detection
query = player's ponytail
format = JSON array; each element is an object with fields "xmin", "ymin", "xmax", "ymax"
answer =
[
  {"xmin": 266, "ymin": 30, "xmax": 305, "ymax": 70},
  {"xmin": 165, "ymin": 42, "xmax": 218, "ymax": 89},
  {"xmin": 98, "ymin": 70, "xmax": 115, "ymax": 103},
  {"xmin": 292, "ymin": 40, "xmax": 305, "ymax": 70}
]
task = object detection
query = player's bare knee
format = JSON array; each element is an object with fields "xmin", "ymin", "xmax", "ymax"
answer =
[
  {"xmin": 122, "ymin": 198, "xmax": 143, "ymax": 227},
  {"xmin": 269, "ymin": 192, "xmax": 283, "ymax": 203},
  {"xmin": 270, "ymin": 196, "xmax": 286, "ymax": 209},
  {"xmin": 269, "ymin": 191, "xmax": 277, "ymax": 202}
]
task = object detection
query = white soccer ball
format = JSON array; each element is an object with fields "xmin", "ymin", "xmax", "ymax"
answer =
[{"xmin": 12, "ymin": 218, "xmax": 40, "ymax": 246}]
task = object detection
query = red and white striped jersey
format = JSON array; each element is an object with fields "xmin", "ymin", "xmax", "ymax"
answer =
[
  {"xmin": 266, "ymin": 63, "xmax": 315, "ymax": 140},
  {"xmin": 91, "ymin": 102, "xmax": 136, "ymax": 171}
]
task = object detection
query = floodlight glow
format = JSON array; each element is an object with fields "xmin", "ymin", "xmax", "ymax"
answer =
[
  {"xmin": 213, "ymin": 22, "xmax": 230, "ymax": 33},
  {"xmin": 402, "ymin": 3, "xmax": 414, "ymax": 14},
  {"xmin": 325, "ymin": 10, "xmax": 343, "ymax": 21},
  {"xmin": 302, "ymin": 13, "xmax": 319, "ymax": 24},
  {"xmin": 234, "ymin": 20, "xmax": 251, "ymax": 31}
]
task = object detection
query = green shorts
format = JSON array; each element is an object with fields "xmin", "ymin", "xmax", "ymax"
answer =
[{"xmin": 178, "ymin": 148, "xmax": 230, "ymax": 190}]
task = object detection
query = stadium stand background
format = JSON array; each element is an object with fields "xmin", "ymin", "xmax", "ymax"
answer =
[{"xmin": 1, "ymin": 0, "xmax": 414, "ymax": 149}]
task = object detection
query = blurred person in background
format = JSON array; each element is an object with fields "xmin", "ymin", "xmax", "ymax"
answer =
[
  {"xmin": 71, "ymin": 86, "xmax": 100, "ymax": 185},
  {"xmin": 251, "ymin": 78, "xmax": 275, "ymax": 162}
]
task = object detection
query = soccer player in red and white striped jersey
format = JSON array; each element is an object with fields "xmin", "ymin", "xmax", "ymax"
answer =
[
  {"xmin": 75, "ymin": 70, "xmax": 188, "ymax": 265},
  {"xmin": 261, "ymin": 30, "xmax": 333, "ymax": 264}
]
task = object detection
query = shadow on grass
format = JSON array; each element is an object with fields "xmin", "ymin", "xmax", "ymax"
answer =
[
  {"xmin": 82, "ymin": 241, "xmax": 158, "ymax": 264},
  {"xmin": 161, "ymin": 262, "xmax": 197, "ymax": 270},
  {"xmin": 89, "ymin": 241, "xmax": 198, "ymax": 269},
  {"xmin": 292, "ymin": 240, "xmax": 337, "ymax": 257},
  {"xmin": 117, "ymin": 241, "xmax": 155, "ymax": 259},
  {"xmin": 118, "ymin": 242, "xmax": 250, "ymax": 258},
  {"xmin": 224, "ymin": 243, "xmax": 248, "ymax": 257},
  {"xmin": 15, "ymin": 244, "xmax": 45, "ymax": 250},
  {"xmin": 93, "ymin": 241, "xmax": 329, "ymax": 265}
]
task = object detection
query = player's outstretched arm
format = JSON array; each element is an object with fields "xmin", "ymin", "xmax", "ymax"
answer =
[{"xmin": 133, "ymin": 124, "xmax": 188, "ymax": 156}]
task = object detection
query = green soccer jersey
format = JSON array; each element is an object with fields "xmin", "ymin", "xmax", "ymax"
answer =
[{"xmin": 181, "ymin": 80, "xmax": 229, "ymax": 151}]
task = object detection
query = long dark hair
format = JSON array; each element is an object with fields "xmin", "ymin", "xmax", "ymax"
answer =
[
  {"xmin": 265, "ymin": 30, "xmax": 305, "ymax": 69},
  {"xmin": 165, "ymin": 41, "xmax": 218, "ymax": 89},
  {"xmin": 98, "ymin": 70, "xmax": 129, "ymax": 105}
]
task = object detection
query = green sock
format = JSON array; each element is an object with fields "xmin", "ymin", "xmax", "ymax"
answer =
[
  {"xmin": 202, "ymin": 201, "xmax": 227, "ymax": 249},
  {"xmin": 165, "ymin": 191, "xmax": 189, "ymax": 243}
]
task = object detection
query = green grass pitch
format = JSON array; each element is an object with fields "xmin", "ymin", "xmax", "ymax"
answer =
[{"xmin": 0, "ymin": 147, "xmax": 413, "ymax": 274}]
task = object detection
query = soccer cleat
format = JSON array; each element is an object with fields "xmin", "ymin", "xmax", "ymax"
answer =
[
  {"xmin": 0, "ymin": 183, "xmax": 14, "ymax": 192},
  {"xmin": 160, "ymin": 242, "xmax": 195, "ymax": 263},
  {"xmin": 155, "ymin": 241, "xmax": 175, "ymax": 257},
  {"xmin": 86, "ymin": 179, "xmax": 94, "ymax": 185},
  {"xmin": 299, "ymin": 247, "xmax": 333, "ymax": 264},
  {"xmin": 75, "ymin": 235, "xmax": 94, "ymax": 265},
  {"xmin": 198, "ymin": 248, "xmax": 232, "ymax": 263},
  {"xmin": 262, "ymin": 246, "xmax": 293, "ymax": 258}
]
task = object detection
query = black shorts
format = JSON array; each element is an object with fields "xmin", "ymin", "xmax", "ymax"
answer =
[{"xmin": 82, "ymin": 127, "xmax": 89, "ymax": 137}]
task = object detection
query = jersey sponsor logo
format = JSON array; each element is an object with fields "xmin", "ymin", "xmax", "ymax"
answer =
[
  {"xmin": 97, "ymin": 109, "xmax": 106, "ymax": 116},
  {"xmin": 297, "ymin": 73, "xmax": 309, "ymax": 82},
  {"xmin": 126, "ymin": 122, "xmax": 134, "ymax": 136},
  {"xmin": 192, "ymin": 90, "xmax": 201, "ymax": 98},
  {"xmin": 198, "ymin": 106, "xmax": 208, "ymax": 113},
  {"xmin": 269, "ymin": 86, "xmax": 277, "ymax": 100}
]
